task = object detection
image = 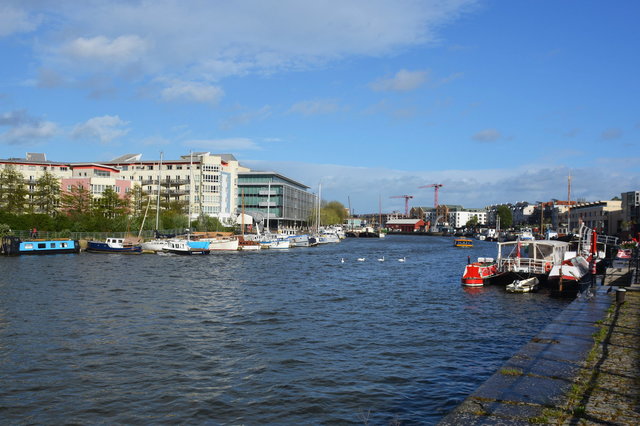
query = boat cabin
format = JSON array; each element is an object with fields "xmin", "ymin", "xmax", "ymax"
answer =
[{"xmin": 497, "ymin": 239, "xmax": 569, "ymax": 274}]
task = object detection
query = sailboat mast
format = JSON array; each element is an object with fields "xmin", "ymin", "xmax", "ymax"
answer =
[
  {"xmin": 241, "ymin": 189, "xmax": 245, "ymax": 236},
  {"xmin": 188, "ymin": 151, "xmax": 193, "ymax": 230},
  {"xmin": 318, "ymin": 183, "xmax": 322, "ymax": 233},
  {"xmin": 567, "ymin": 172, "xmax": 572, "ymax": 234},
  {"xmin": 155, "ymin": 151, "xmax": 163, "ymax": 231},
  {"xmin": 266, "ymin": 181, "xmax": 271, "ymax": 234}
]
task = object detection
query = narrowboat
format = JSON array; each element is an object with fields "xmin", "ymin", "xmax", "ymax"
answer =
[{"xmin": 1, "ymin": 236, "xmax": 80, "ymax": 256}]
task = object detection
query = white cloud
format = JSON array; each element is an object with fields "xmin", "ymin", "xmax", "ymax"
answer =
[
  {"xmin": 0, "ymin": 110, "xmax": 57, "ymax": 145},
  {"xmin": 185, "ymin": 137, "xmax": 260, "ymax": 151},
  {"xmin": 288, "ymin": 99, "xmax": 341, "ymax": 116},
  {"xmin": 27, "ymin": 1, "xmax": 477, "ymax": 82},
  {"xmin": 472, "ymin": 128, "xmax": 502, "ymax": 142},
  {"xmin": 0, "ymin": 4, "xmax": 41, "ymax": 37},
  {"xmin": 370, "ymin": 69, "xmax": 429, "ymax": 92},
  {"xmin": 161, "ymin": 80, "xmax": 224, "ymax": 105},
  {"xmin": 61, "ymin": 35, "xmax": 149, "ymax": 66},
  {"xmin": 71, "ymin": 115, "xmax": 130, "ymax": 143},
  {"xmin": 242, "ymin": 159, "xmax": 637, "ymax": 213}
]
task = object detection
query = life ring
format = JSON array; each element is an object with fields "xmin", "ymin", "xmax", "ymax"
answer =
[{"xmin": 545, "ymin": 263, "xmax": 551, "ymax": 272}]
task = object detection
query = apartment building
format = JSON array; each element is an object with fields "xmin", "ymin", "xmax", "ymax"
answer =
[{"xmin": 104, "ymin": 152, "xmax": 249, "ymax": 221}]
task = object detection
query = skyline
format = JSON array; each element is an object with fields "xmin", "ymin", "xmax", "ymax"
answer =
[{"xmin": 1, "ymin": 0, "xmax": 639, "ymax": 213}]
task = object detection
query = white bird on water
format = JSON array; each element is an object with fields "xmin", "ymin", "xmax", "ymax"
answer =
[
  {"xmin": 398, "ymin": 257, "xmax": 406, "ymax": 262},
  {"xmin": 378, "ymin": 256, "xmax": 384, "ymax": 262},
  {"xmin": 357, "ymin": 257, "xmax": 366, "ymax": 262}
]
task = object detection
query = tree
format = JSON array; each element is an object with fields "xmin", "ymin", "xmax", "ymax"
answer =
[
  {"xmin": 466, "ymin": 215, "xmax": 479, "ymax": 228},
  {"xmin": 497, "ymin": 205, "xmax": 513, "ymax": 229},
  {"xmin": 34, "ymin": 171, "xmax": 61, "ymax": 216},
  {"xmin": 0, "ymin": 165, "xmax": 28, "ymax": 215},
  {"xmin": 60, "ymin": 184, "xmax": 93, "ymax": 218},
  {"xmin": 94, "ymin": 187, "xmax": 129, "ymax": 219},
  {"xmin": 319, "ymin": 201, "xmax": 347, "ymax": 225}
]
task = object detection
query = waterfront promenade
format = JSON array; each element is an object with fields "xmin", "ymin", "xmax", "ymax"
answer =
[{"xmin": 440, "ymin": 287, "xmax": 640, "ymax": 424}]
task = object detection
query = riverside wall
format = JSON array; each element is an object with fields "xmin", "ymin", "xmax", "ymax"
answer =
[{"xmin": 439, "ymin": 285, "xmax": 639, "ymax": 424}]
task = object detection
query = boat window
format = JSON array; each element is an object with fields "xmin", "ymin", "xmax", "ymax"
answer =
[
  {"xmin": 38, "ymin": 243, "xmax": 46, "ymax": 248},
  {"xmin": 24, "ymin": 244, "xmax": 33, "ymax": 249},
  {"xmin": 50, "ymin": 243, "xmax": 56, "ymax": 248},
  {"xmin": 61, "ymin": 243, "xmax": 68, "ymax": 248}
]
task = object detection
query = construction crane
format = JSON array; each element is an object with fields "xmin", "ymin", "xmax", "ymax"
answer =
[
  {"xmin": 390, "ymin": 195, "xmax": 414, "ymax": 216},
  {"xmin": 418, "ymin": 184, "xmax": 443, "ymax": 208}
]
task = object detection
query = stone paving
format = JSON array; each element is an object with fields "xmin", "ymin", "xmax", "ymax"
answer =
[
  {"xmin": 439, "ymin": 286, "xmax": 640, "ymax": 425},
  {"xmin": 561, "ymin": 290, "xmax": 640, "ymax": 425}
]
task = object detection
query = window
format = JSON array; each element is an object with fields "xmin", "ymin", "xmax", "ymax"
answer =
[
  {"xmin": 166, "ymin": 165, "xmax": 173, "ymax": 170},
  {"xmin": 38, "ymin": 243, "xmax": 46, "ymax": 249},
  {"xmin": 147, "ymin": 165, "xmax": 154, "ymax": 170}
]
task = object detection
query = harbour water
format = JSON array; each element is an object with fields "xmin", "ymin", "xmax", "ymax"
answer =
[{"xmin": 0, "ymin": 235, "xmax": 572, "ymax": 424}]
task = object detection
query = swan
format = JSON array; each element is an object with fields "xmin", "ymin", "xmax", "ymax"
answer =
[
  {"xmin": 378, "ymin": 256, "xmax": 384, "ymax": 262},
  {"xmin": 398, "ymin": 257, "xmax": 406, "ymax": 262},
  {"xmin": 340, "ymin": 258, "xmax": 345, "ymax": 263},
  {"xmin": 357, "ymin": 257, "xmax": 366, "ymax": 262}
]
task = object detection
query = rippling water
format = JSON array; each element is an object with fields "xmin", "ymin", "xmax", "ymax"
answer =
[{"xmin": 0, "ymin": 235, "xmax": 571, "ymax": 424}]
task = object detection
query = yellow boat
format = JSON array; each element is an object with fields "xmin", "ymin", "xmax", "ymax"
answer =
[{"xmin": 454, "ymin": 237, "xmax": 473, "ymax": 248}]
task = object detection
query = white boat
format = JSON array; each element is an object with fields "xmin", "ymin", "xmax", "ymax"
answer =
[
  {"xmin": 518, "ymin": 228, "xmax": 535, "ymax": 240},
  {"xmin": 202, "ymin": 237, "xmax": 239, "ymax": 251},
  {"xmin": 547, "ymin": 252, "xmax": 590, "ymax": 282},
  {"xmin": 260, "ymin": 238, "xmax": 290, "ymax": 249},
  {"xmin": 287, "ymin": 234, "xmax": 311, "ymax": 247},
  {"xmin": 163, "ymin": 239, "xmax": 210, "ymax": 255},
  {"xmin": 497, "ymin": 239, "xmax": 569, "ymax": 276},
  {"xmin": 506, "ymin": 277, "xmax": 539, "ymax": 293},
  {"xmin": 141, "ymin": 239, "xmax": 170, "ymax": 252}
]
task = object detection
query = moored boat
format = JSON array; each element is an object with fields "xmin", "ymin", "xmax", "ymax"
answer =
[
  {"xmin": 461, "ymin": 257, "xmax": 499, "ymax": 286},
  {"xmin": 237, "ymin": 235, "xmax": 262, "ymax": 251},
  {"xmin": 1, "ymin": 236, "xmax": 80, "ymax": 256},
  {"xmin": 141, "ymin": 239, "xmax": 170, "ymax": 253},
  {"xmin": 506, "ymin": 276, "xmax": 539, "ymax": 293},
  {"xmin": 86, "ymin": 237, "xmax": 142, "ymax": 254},
  {"xmin": 163, "ymin": 239, "xmax": 210, "ymax": 255}
]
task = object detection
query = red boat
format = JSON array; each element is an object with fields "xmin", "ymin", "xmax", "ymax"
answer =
[{"xmin": 461, "ymin": 257, "xmax": 499, "ymax": 287}]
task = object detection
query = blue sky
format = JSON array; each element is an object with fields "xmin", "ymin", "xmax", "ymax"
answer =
[{"xmin": 1, "ymin": 0, "xmax": 638, "ymax": 214}]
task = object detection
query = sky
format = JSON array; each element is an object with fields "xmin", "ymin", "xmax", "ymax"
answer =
[{"xmin": 1, "ymin": 0, "xmax": 639, "ymax": 214}]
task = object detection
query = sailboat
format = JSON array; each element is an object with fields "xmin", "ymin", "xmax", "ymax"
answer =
[{"xmin": 141, "ymin": 152, "xmax": 172, "ymax": 253}]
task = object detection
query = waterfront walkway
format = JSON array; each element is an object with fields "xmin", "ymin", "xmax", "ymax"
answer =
[{"xmin": 440, "ymin": 287, "xmax": 640, "ymax": 424}]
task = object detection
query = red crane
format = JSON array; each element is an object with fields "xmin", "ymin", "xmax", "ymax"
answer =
[
  {"xmin": 390, "ymin": 195, "xmax": 414, "ymax": 216},
  {"xmin": 418, "ymin": 184, "xmax": 443, "ymax": 208}
]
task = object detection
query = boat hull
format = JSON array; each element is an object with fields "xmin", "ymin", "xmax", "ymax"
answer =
[
  {"xmin": 461, "ymin": 260, "xmax": 498, "ymax": 286},
  {"xmin": 86, "ymin": 241, "xmax": 142, "ymax": 254},
  {"xmin": 2, "ymin": 237, "xmax": 80, "ymax": 256}
]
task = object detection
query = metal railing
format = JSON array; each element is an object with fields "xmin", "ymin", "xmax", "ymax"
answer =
[{"xmin": 498, "ymin": 258, "xmax": 549, "ymax": 275}]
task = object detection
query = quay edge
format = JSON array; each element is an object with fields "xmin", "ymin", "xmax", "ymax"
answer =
[{"xmin": 438, "ymin": 286, "xmax": 616, "ymax": 424}]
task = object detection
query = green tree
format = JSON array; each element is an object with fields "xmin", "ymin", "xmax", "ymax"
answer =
[
  {"xmin": 0, "ymin": 165, "xmax": 28, "ymax": 214},
  {"xmin": 466, "ymin": 215, "xmax": 479, "ymax": 228},
  {"xmin": 34, "ymin": 171, "xmax": 61, "ymax": 215},
  {"xmin": 94, "ymin": 187, "xmax": 129, "ymax": 219},
  {"xmin": 497, "ymin": 205, "xmax": 513, "ymax": 229},
  {"xmin": 320, "ymin": 201, "xmax": 347, "ymax": 225},
  {"xmin": 60, "ymin": 184, "xmax": 93, "ymax": 218}
]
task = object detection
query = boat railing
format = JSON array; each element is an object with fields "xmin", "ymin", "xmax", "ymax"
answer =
[{"xmin": 498, "ymin": 257, "xmax": 549, "ymax": 275}]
